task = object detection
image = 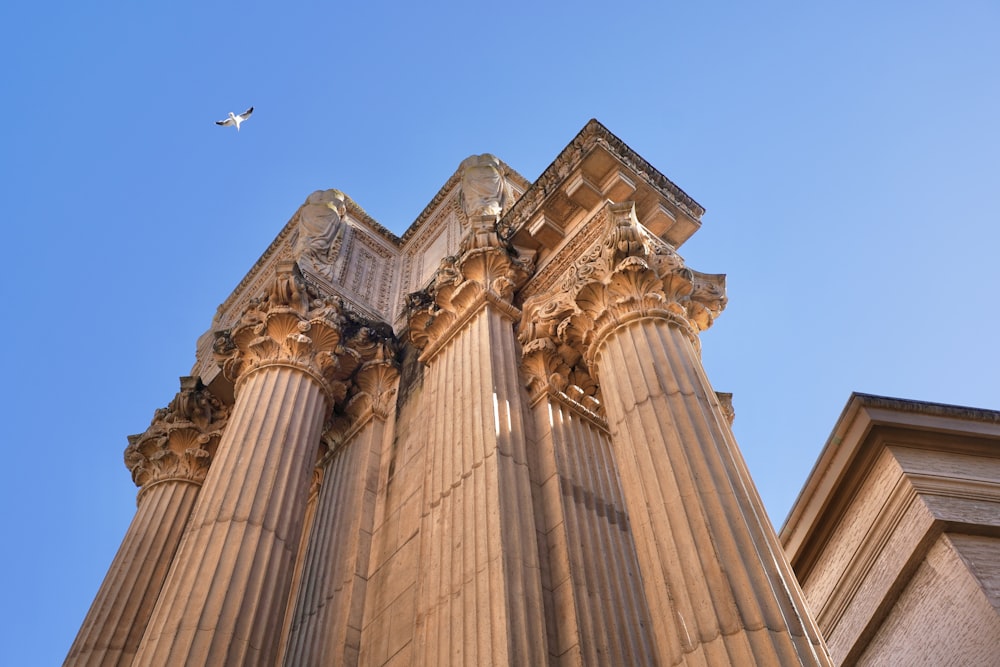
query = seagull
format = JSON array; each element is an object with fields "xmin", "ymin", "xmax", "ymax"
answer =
[{"xmin": 215, "ymin": 106, "xmax": 254, "ymax": 131}]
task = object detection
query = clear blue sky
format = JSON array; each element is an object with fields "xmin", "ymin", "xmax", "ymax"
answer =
[{"xmin": 3, "ymin": 1, "xmax": 998, "ymax": 663}]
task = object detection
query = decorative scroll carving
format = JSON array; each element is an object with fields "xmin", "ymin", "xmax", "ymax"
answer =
[
  {"xmin": 213, "ymin": 261, "xmax": 398, "ymax": 407},
  {"xmin": 519, "ymin": 201, "xmax": 727, "ymax": 376},
  {"xmin": 124, "ymin": 376, "xmax": 229, "ymax": 495}
]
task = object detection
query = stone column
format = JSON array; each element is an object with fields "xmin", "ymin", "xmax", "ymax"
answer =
[
  {"xmin": 283, "ymin": 345, "xmax": 400, "ymax": 666},
  {"xmin": 133, "ymin": 265, "xmax": 363, "ymax": 666},
  {"xmin": 65, "ymin": 377, "xmax": 228, "ymax": 667},
  {"xmin": 550, "ymin": 203, "xmax": 832, "ymax": 665},
  {"xmin": 274, "ymin": 441, "xmax": 328, "ymax": 664},
  {"xmin": 406, "ymin": 210, "xmax": 549, "ymax": 665},
  {"xmin": 519, "ymin": 333, "xmax": 656, "ymax": 666}
]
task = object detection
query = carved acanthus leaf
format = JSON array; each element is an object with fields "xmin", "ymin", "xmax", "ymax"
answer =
[
  {"xmin": 518, "ymin": 293, "xmax": 602, "ymax": 413},
  {"xmin": 407, "ymin": 239, "xmax": 534, "ymax": 358},
  {"xmin": 214, "ymin": 262, "xmax": 398, "ymax": 407},
  {"xmin": 124, "ymin": 377, "xmax": 230, "ymax": 493},
  {"xmin": 521, "ymin": 200, "xmax": 728, "ymax": 373}
]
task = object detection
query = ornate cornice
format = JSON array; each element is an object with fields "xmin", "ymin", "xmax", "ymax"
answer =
[
  {"xmin": 124, "ymin": 377, "xmax": 230, "ymax": 499},
  {"xmin": 213, "ymin": 262, "xmax": 398, "ymax": 407},
  {"xmin": 518, "ymin": 201, "xmax": 726, "ymax": 376},
  {"xmin": 216, "ymin": 194, "xmax": 399, "ymax": 324},
  {"xmin": 500, "ymin": 119, "xmax": 704, "ymax": 243}
]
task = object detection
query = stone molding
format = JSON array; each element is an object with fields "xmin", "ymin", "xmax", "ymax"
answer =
[
  {"xmin": 501, "ymin": 119, "xmax": 704, "ymax": 243},
  {"xmin": 124, "ymin": 376, "xmax": 229, "ymax": 499}
]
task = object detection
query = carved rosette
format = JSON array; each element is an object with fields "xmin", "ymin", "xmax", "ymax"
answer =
[
  {"xmin": 212, "ymin": 262, "xmax": 365, "ymax": 406},
  {"xmin": 518, "ymin": 201, "xmax": 726, "ymax": 381},
  {"xmin": 124, "ymin": 376, "xmax": 230, "ymax": 499}
]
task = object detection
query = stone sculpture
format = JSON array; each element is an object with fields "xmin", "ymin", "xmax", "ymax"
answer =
[
  {"xmin": 293, "ymin": 189, "xmax": 347, "ymax": 280},
  {"xmin": 458, "ymin": 154, "xmax": 510, "ymax": 220}
]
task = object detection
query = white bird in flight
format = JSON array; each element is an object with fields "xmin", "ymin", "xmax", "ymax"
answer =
[{"xmin": 216, "ymin": 106, "xmax": 254, "ymax": 131}]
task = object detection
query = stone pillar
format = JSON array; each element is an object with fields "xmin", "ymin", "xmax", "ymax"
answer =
[
  {"xmin": 406, "ymin": 212, "xmax": 549, "ymax": 665},
  {"xmin": 519, "ymin": 334, "xmax": 656, "ymax": 666},
  {"xmin": 543, "ymin": 203, "xmax": 832, "ymax": 665},
  {"xmin": 133, "ymin": 265, "xmax": 364, "ymax": 666},
  {"xmin": 65, "ymin": 377, "xmax": 228, "ymax": 667},
  {"xmin": 284, "ymin": 346, "xmax": 400, "ymax": 666},
  {"xmin": 274, "ymin": 441, "xmax": 328, "ymax": 664}
]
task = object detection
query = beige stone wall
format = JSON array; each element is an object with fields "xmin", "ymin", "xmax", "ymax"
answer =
[
  {"xmin": 783, "ymin": 395, "xmax": 1000, "ymax": 666},
  {"xmin": 857, "ymin": 533, "xmax": 1000, "ymax": 666}
]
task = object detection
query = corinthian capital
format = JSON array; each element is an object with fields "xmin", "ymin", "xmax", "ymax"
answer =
[
  {"xmin": 212, "ymin": 263, "xmax": 366, "ymax": 405},
  {"xmin": 124, "ymin": 377, "xmax": 230, "ymax": 495},
  {"xmin": 518, "ymin": 293, "xmax": 601, "ymax": 413},
  {"xmin": 407, "ymin": 239, "xmax": 534, "ymax": 360},
  {"xmin": 522, "ymin": 201, "xmax": 727, "ymax": 371}
]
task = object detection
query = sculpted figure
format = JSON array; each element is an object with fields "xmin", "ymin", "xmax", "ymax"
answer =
[
  {"xmin": 459, "ymin": 154, "xmax": 510, "ymax": 220},
  {"xmin": 293, "ymin": 189, "xmax": 348, "ymax": 279}
]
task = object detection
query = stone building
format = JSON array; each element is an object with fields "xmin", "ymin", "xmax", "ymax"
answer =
[
  {"xmin": 65, "ymin": 121, "xmax": 998, "ymax": 666},
  {"xmin": 781, "ymin": 393, "xmax": 1000, "ymax": 666}
]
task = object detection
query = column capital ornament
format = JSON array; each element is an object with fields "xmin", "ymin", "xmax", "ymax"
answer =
[
  {"xmin": 407, "ymin": 155, "xmax": 535, "ymax": 360},
  {"xmin": 407, "ymin": 242, "xmax": 533, "ymax": 361},
  {"xmin": 324, "ymin": 339, "xmax": 401, "ymax": 446},
  {"xmin": 523, "ymin": 201, "xmax": 727, "ymax": 374},
  {"xmin": 518, "ymin": 294, "xmax": 601, "ymax": 414},
  {"xmin": 124, "ymin": 376, "xmax": 229, "ymax": 498},
  {"xmin": 212, "ymin": 262, "xmax": 396, "ymax": 406}
]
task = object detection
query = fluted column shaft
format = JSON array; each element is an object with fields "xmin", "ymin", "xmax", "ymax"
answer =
[
  {"xmin": 284, "ymin": 408, "xmax": 393, "ymax": 665},
  {"xmin": 67, "ymin": 376, "xmax": 227, "ymax": 667},
  {"xmin": 133, "ymin": 364, "xmax": 328, "ymax": 665},
  {"xmin": 65, "ymin": 480, "xmax": 200, "ymax": 666},
  {"xmin": 528, "ymin": 392, "xmax": 657, "ymax": 666},
  {"xmin": 413, "ymin": 304, "xmax": 548, "ymax": 666},
  {"xmin": 593, "ymin": 315, "xmax": 831, "ymax": 666}
]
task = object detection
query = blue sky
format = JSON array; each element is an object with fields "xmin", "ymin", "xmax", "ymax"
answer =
[{"xmin": 3, "ymin": 1, "xmax": 999, "ymax": 663}]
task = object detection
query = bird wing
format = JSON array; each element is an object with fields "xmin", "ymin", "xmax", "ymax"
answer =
[
  {"xmin": 216, "ymin": 117, "xmax": 235, "ymax": 127},
  {"xmin": 238, "ymin": 106, "xmax": 254, "ymax": 121}
]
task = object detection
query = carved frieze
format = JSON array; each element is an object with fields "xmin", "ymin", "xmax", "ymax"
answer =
[{"xmin": 124, "ymin": 376, "xmax": 230, "ymax": 497}]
